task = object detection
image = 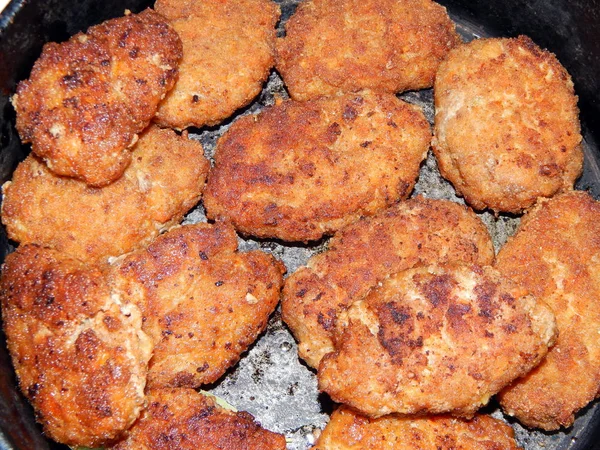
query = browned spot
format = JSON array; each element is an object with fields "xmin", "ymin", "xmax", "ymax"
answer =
[
  {"xmin": 539, "ymin": 163, "xmax": 559, "ymax": 177},
  {"xmin": 419, "ymin": 274, "xmax": 455, "ymax": 307},
  {"xmin": 397, "ymin": 180, "xmax": 411, "ymax": 198},
  {"xmin": 343, "ymin": 105, "xmax": 358, "ymax": 122},
  {"xmin": 325, "ymin": 122, "xmax": 342, "ymax": 144},
  {"xmin": 75, "ymin": 329, "xmax": 100, "ymax": 361},
  {"xmin": 379, "ymin": 302, "xmax": 411, "ymax": 325},
  {"xmin": 475, "ymin": 280, "xmax": 499, "ymax": 320},
  {"xmin": 170, "ymin": 371, "xmax": 196, "ymax": 387},
  {"xmin": 317, "ymin": 309, "xmax": 336, "ymax": 331},
  {"xmin": 103, "ymin": 314, "xmax": 122, "ymax": 331}
]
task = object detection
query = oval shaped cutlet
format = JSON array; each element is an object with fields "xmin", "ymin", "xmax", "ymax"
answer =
[
  {"xmin": 1, "ymin": 126, "xmax": 209, "ymax": 264},
  {"xmin": 276, "ymin": 0, "xmax": 461, "ymax": 101},
  {"xmin": 313, "ymin": 406, "xmax": 522, "ymax": 450},
  {"xmin": 496, "ymin": 191, "xmax": 600, "ymax": 430},
  {"xmin": 154, "ymin": 0, "xmax": 280, "ymax": 129},
  {"xmin": 0, "ymin": 245, "xmax": 152, "ymax": 448},
  {"xmin": 13, "ymin": 9, "xmax": 182, "ymax": 186},
  {"xmin": 432, "ymin": 36, "xmax": 583, "ymax": 213},
  {"xmin": 318, "ymin": 264, "xmax": 557, "ymax": 418},
  {"xmin": 110, "ymin": 222, "xmax": 285, "ymax": 389},
  {"xmin": 112, "ymin": 388, "xmax": 286, "ymax": 450},
  {"xmin": 204, "ymin": 91, "xmax": 431, "ymax": 242},
  {"xmin": 282, "ymin": 197, "xmax": 495, "ymax": 368}
]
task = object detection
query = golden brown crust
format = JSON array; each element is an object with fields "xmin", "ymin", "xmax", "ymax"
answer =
[
  {"xmin": 110, "ymin": 222, "xmax": 285, "ymax": 389},
  {"xmin": 496, "ymin": 191, "xmax": 600, "ymax": 430},
  {"xmin": 154, "ymin": 0, "xmax": 280, "ymax": 129},
  {"xmin": 276, "ymin": 0, "xmax": 461, "ymax": 101},
  {"xmin": 204, "ymin": 91, "xmax": 431, "ymax": 242},
  {"xmin": 432, "ymin": 36, "xmax": 583, "ymax": 213},
  {"xmin": 0, "ymin": 245, "xmax": 152, "ymax": 447},
  {"xmin": 318, "ymin": 264, "xmax": 557, "ymax": 418},
  {"xmin": 112, "ymin": 389, "xmax": 286, "ymax": 450},
  {"xmin": 282, "ymin": 197, "xmax": 494, "ymax": 368},
  {"xmin": 14, "ymin": 9, "xmax": 182, "ymax": 186},
  {"xmin": 313, "ymin": 406, "xmax": 522, "ymax": 450},
  {"xmin": 1, "ymin": 125, "xmax": 208, "ymax": 264}
]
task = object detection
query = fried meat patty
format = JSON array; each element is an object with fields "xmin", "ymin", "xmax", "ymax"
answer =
[
  {"xmin": 313, "ymin": 406, "xmax": 522, "ymax": 450},
  {"xmin": 112, "ymin": 389, "xmax": 286, "ymax": 449},
  {"xmin": 0, "ymin": 245, "xmax": 152, "ymax": 447},
  {"xmin": 282, "ymin": 197, "xmax": 494, "ymax": 368},
  {"xmin": 154, "ymin": 0, "xmax": 280, "ymax": 129},
  {"xmin": 110, "ymin": 222, "xmax": 285, "ymax": 389},
  {"xmin": 2, "ymin": 126, "xmax": 208, "ymax": 264},
  {"xmin": 204, "ymin": 91, "xmax": 431, "ymax": 242},
  {"xmin": 496, "ymin": 191, "xmax": 600, "ymax": 430},
  {"xmin": 432, "ymin": 36, "xmax": 583, "ymax": 213},
  {"xmin": 276, "ymin": 0, "xmax": 460, "ymax": 101},
  {"xmin": 13, "ymin": 9, "xmax": 182, "ymax": 186},
  {"xmin": 318, "ymin": 264, "xmax": 557, "ymax": 418}
]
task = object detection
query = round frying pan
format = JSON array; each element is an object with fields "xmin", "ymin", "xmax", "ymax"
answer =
[{"xmin": 0, "ymin": 0, "xmax": 599, "ymax": 449}]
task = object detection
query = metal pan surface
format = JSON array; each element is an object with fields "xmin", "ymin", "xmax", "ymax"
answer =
[{"xmin": 0, "ymin": 0, "xmax": 599, "ymax": 449}]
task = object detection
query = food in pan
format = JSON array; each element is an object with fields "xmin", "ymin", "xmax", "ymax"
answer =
[
  {"xmin": 496, "ymin": 191, "xmax": 600, "ymax": 430},
  {"xmin": 318, "ymin": 264, "xmax": 557, "ymax": 418},
  {"xmin": 1, "ymin": 0, "xmax": 596, "ymax": 445},
  {"xmin": 204, "ymin": 90, "xmax": 431, "ymax": 242},
  {"xmin": 275, "ymin": 0, "xmax": 461, "ymax": 101},
  {"xmin": 312, "ymin": 406, "xmax": 522, "ymax": 450},
  {"xmin": 153, "ymin": 0, "xmax": 280, "ymax": 130},
  {"xmin": 0, "ymin": 245, "xmax": 152, "ymax": 448},
  {"xmin": 282, "ymin": 197, "xmax": 495, "ymax": 368},
  {"xmin": 111, "ymin": 388, "xmax": 286, "ymax": 449},
  {"xmin": 432, "ymin": 36, "xmax": 583, "ymax": 213},
  {"xmin": 110, "ymin": 222, "xmax": 285, "ymax": 389},
  {"xmin": 12, "ymin": 9, "xmax": 182, "ymax": 186},
  {"xmin": 1, "ymin": 125, "xmax": 209, "ymax": 264}
]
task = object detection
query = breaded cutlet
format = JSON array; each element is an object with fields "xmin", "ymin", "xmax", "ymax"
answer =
[
  {"xmin": 496, "ymin": 191, "xmax": 600, "ymax": 430},
  {"xmin": 204, "ymin": 90, "xmax": 431, "ymax": 242},
  {"xmin": 433, "ymin": 36, "xmax": 582, "ymax": 213},
  {"xmin": 318, "ymin": 264, "xmax": 557, "ymax": 418},
  {"xmin": 313, "ymin": 406, "xmax": 522, "ymax": 450},
  {"xmin": 276, "ymin": 0, "xmax": 460, "ymax": 101},
  {"xmin": 112, "ymin": 389, "xmax": 286, "ymax": 449},
  {"xmin": 282, "ymin": 197, "xmax": 494, "ymax": 368},
  {"xmin": 154, "ymin": 0, "xmax": 280, "ymax": 129},
  {"xmin": 13, "ymin": 9, "xmax": 182, "ymax": 186},
  {"xmin": 110, "ymin": 222, "xmax": 285, "ymax": 389},
  {"xmin": 0, "ymin": 245, "xmax": 152, "ymax": 447},
  {"xmin": 2, "ymin": 126, "xmax": 209, "ymax": 264}
]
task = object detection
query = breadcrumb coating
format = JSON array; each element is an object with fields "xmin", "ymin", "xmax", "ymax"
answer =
[
  {"xmin": 110, "ymin": 223, "xmax": 285, "ymax": 389},
  {"xmin": 497, "ymin": 191, "xmax": 600, "ymax": 430},
  {"xmin": 204, "ymin": 91, "xmax": 431, "ymax": 242},
  {"xmin": 433, "ymin": 36, "xmax": 582, "ymax": 213},
  {"xmin": 318, "ymin": 264, "xmax": 557, "ymax": 418},
  {"xmin": 13, "ymin": 9, "xmax": 182, "ymax": 186},
  {"xmin": 313, "ymin": 407, "xmax": 522, "ymax": 450},
  {"xmin": 282, "ymin": 197, "xmax": 494, "ymax": 368},
  {"xmin": 2, "ymin": 126, "xmax": 208, "ymax": 264},
  {"xmin": 112, "ymin": 389, "xmax": 286, "ymax": 450},
  {"xmin": 154, "ymin": 0, "xmax": 280, "ymax": 129},
  {"xmin": 0, "ymin": 245, "xmax": 152, "ymax": 447},
  {"xmin": 276, "ymin": 0, "xmax": 460, "ymax": 101}
]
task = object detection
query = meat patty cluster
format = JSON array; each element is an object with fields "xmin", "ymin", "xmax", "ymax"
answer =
[{"xmin": 0, "ymin": 0, "xmax": 597, "ymax": 448}]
